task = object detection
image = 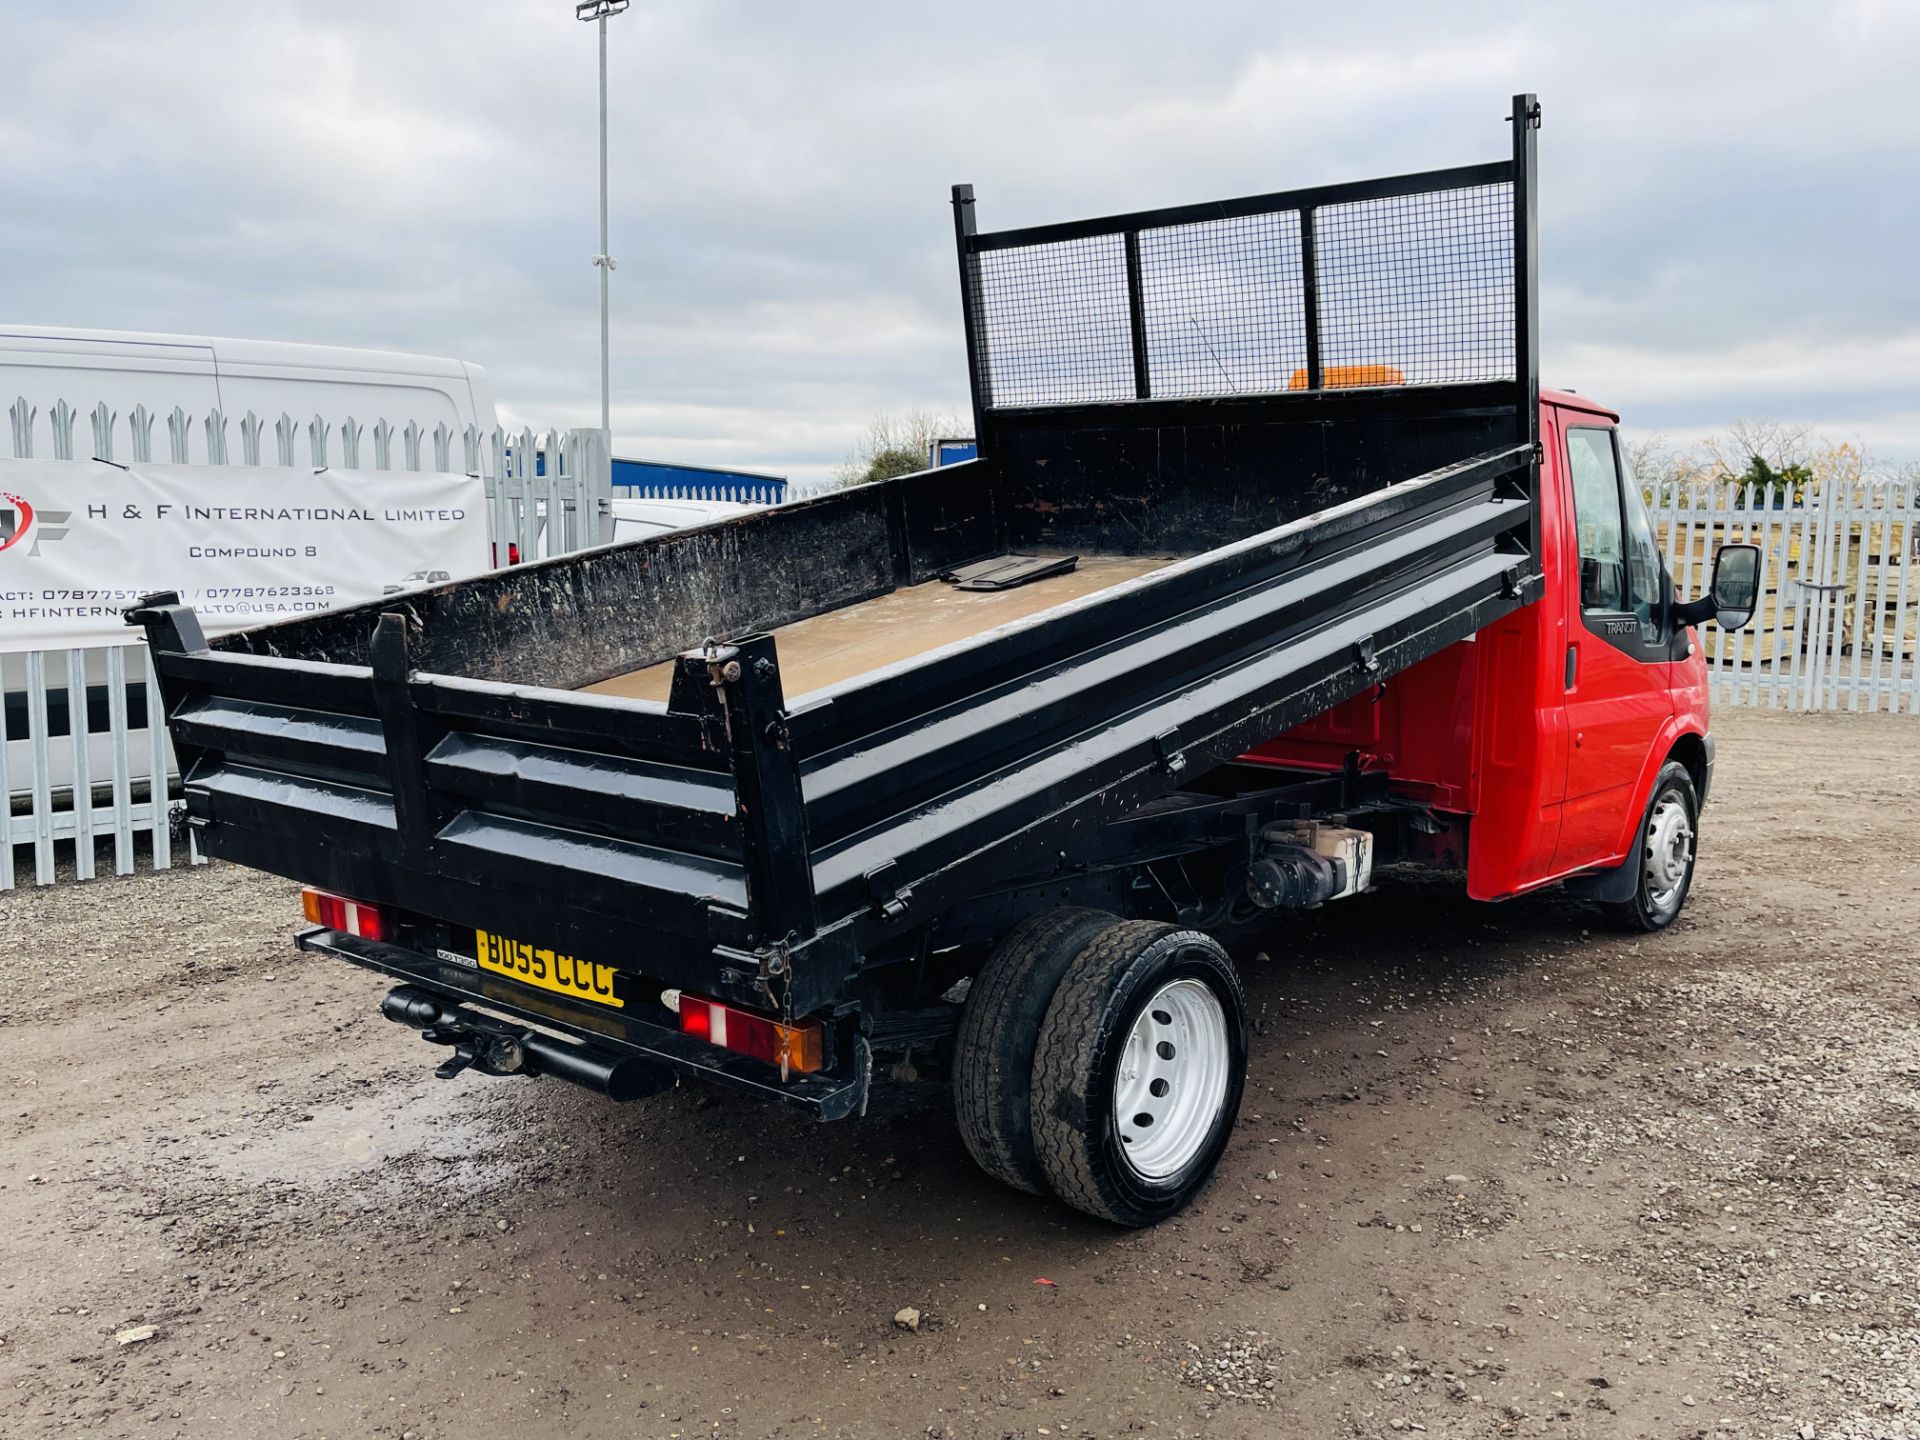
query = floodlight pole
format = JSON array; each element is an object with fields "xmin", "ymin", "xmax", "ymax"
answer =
[
  {"xmin": 596, "ymin": 12, "xmax": 610, "ymax": 437},
  {"xmin": 577, "ymin": 1, "xmax": 629, "ymax": 441}
]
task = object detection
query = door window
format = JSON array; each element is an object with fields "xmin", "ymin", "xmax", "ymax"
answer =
[
  {"xmin": 1618, "ymin": 449, "xmax": 1665, "ymax": 641},
  {"xmin": 1569, "ymin": 425, "xmax": 1666, "ymax": 645},
  {"xmin": 1567, "ymin": 427, "xmax": 1626, "ymax": 612}
]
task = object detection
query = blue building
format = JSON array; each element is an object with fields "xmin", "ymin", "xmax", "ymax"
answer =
[
  {"xmin": 929, "ymin": 438, "xmax": 978, "ymax": 467},
  {"xmin": 612, "ymin": 457, "xmax": 788, "ymax": 505}
]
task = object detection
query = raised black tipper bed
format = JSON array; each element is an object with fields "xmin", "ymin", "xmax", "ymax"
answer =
[{"xmin": 132, "ymin": 96, "xmax": 1545, "ymax": 1225}]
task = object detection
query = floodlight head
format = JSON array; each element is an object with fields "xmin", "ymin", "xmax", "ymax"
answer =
[{"xmin": 575, "ymin": 1, "xmax": 629, "ymax": 18}]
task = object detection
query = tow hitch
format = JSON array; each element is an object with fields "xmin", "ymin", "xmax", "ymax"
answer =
[{"xmin": 380, "ymin": 985, "xmax": 672, "ymax": 1102}]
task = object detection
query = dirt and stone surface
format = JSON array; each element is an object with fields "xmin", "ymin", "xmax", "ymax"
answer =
[{"xmin": 1, "ymin": 707, "xmax": 1915, "ymax": 1439}]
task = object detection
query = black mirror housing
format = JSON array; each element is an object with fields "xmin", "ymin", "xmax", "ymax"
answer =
[
  {"xmin": 1710, "ymin": 543, "xmax": 1761, "ymax": 630},
  {"xmin": 1677, "ymin": 542, "xmax": 1761, "ymax": 631}
]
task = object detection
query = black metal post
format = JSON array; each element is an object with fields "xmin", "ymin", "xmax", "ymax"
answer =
[
  {"xmin": 1511, "ymin": 92, "xmax": 1542, "ymax": 564},
  {"xmin": 123, "ymin": 591, "xmax": 206, "ymax": 776},
  {"xmin": 703, "ymin": 633, "xmax": 816, "ymax": 952},
  {"xmin": 369, "ymin": 612, "xmax": 446, "ymax": 869},
  {"xmin": 1122, "ymin": 229, "xmax": 1152, "ymax": 399},
  {"xmin": 950, "ymin": 184, "xmax": 992, "ymax": 456},
  {"xmin": 1300, "ymin": 206, "xmax": 1323, "ymax": 391},
  {"xmin": 125, "ymin": 591, "xmax": 205, "ymax": 658}
]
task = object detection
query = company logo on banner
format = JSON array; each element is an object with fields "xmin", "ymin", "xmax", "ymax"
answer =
[
  {"xmin": 0, "ymin": 492, "xmax": 73, "ymax": 558},
  {"xmin": 0, "ymin": 462, "xmax": 490, "ymax": 651}
]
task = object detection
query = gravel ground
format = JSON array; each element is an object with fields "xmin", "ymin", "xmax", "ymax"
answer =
[{"xmin": 0, "ymin": 706, "xmax": 1915, "ymax": 1439}]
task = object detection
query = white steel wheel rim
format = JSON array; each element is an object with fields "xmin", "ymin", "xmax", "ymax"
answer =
[
  {"xmin": 1112, "ymin": 976, "xmax": 1231, "ymax": 1181},
  {"xmin": 1643, "ymin": 794, "xmax": 1694, "ymax": 914}
]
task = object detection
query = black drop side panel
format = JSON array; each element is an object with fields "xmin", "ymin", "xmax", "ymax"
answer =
[
  {"xmin": 208, "ymin": 461, "xmax": 1004, "ymax": 690},
  {"xmin": 991, "ymin": 385, "xmax": 1522, "ymax": 555}
]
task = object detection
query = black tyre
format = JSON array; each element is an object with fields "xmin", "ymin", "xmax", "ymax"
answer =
[
  {"xmin": 952, "ymin": 907, "xmax": 1118, "ymax": 1194},
  {"xmin": 1605, "ymin": 761, "xmax": 1699, "ymax": 933},
  {"xmin": 1030, "ymin": 921, "xmax": 1248, "ymax": 1227}
]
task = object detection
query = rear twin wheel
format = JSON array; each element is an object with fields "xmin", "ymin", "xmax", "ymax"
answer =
[
  {"xmin": 951, "ymin": 907, "xmax": 1117, "ymax": 1195},
  {"xmin": 954, "ymin": 914, "xmax": 1248, "ymax": 1227}
]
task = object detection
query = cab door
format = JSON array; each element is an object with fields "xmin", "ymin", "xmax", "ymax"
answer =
[{"xmin": 1552, "ymin": 414, "xmax": 1673, "ymax": 872}]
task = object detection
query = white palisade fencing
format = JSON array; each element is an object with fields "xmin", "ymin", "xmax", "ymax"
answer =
[
  {"xmin": 3, "ymin": 397, "xmax": 611, "ymax": 890},
  {"xmin": 4, "ymin": 398, "xmax": 611, "ymax": 566},
  {"xmin": 1, "ymin": 644, "xmax": 176, "ymax": 890},
  {"xmin": 1649, "ymin": 479, "xmax": 1919, "ymax": 712}
]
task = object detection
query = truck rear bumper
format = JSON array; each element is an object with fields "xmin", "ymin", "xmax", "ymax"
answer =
[{"xmin": 297, "ymin": 927, "xmax": 869, "ymax": 1121}]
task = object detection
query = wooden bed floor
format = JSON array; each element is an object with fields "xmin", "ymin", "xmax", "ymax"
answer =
[{"xmin": 583, "ymin": 554, "xmax": 1173, "ymax": 704}]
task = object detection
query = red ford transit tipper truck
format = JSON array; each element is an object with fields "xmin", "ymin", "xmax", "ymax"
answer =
[{"xmin": 129, "ymin": 95, "xmax": 1760, "ymax": 1226}]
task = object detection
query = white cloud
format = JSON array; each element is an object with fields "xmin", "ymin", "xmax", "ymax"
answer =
[
  {"xmin": 1560, "ymin": 333, "xmax": 1920, "ymax": 405},
  {"xmin": 1, "ymin": 0, "xmax": 1914, "ymax": 481}
]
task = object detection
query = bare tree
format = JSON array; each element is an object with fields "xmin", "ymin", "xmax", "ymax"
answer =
[
  {"xmin": 834, "ymin": 410, "xmax": 965, "ymax": 486},
  {"xmin": 1620, "ymin": 431, "xmax": 1690, "ymax": 491},
  {"xmin": 1699, "ymin": 418, "xmax": 1813, "ymax": 478},
  {"xmin": 1808, "ymin": 438, "xmax": 1878, "ymax": 492}
]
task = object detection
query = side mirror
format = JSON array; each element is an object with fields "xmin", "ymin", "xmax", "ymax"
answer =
[
  {"xmin": 1677, "ymin": 543, "xmax": 1761, "ymax": 631},
  {"xmin": 1710, "ymin": 543, "xmax": 1761, "ymax": 629}
]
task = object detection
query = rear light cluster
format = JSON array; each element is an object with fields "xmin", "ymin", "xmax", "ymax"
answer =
[
  {"xmin": 670, "ymin": 991, "xmax": 825, "ymax": 1076},
  {"xmin": 301, "ymin": 887, "xmax": 389, "ymax": 942},
  {"xmin": 490, "ymin": 541, "xmax": 523, "ymax": 566}
]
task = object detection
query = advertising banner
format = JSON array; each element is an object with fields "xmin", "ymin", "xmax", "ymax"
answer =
[{"xmin": 0, "ymin": 460, "xmax": 489, "ymax": 651}]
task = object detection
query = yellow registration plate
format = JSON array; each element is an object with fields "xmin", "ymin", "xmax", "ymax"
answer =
[{"xmin": 474, "ymin": 930, "xmax": 624, "ymax": 1009}]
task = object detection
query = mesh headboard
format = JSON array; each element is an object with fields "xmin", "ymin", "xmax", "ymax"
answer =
[
  {"xmin": 945, "ymin": 96, "xmax": 1542, "ymax": 556},
  {"xmin": 951, "ymin": 96, "xmax": 1538, "ymax": 425}
]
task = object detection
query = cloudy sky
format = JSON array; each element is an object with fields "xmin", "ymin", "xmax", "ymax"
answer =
[{"xmin": 3, "ymin": 0, "xmax": 1915, "ymax": 480}]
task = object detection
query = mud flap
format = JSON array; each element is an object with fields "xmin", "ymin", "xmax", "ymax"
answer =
[{"xmin": 1563, "ymin": 852, "xmax": 1640, "ymax": 904}]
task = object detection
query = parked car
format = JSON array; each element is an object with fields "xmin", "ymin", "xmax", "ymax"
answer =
[{"xmin": 383, "ymin": 570, "xmax": 454, "ymax": 596}]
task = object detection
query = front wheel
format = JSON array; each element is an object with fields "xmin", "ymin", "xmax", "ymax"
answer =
[
  {"xmin": 1029, "ymin": 922, "xmax": 1247, "ymax": 1227},
  {"xmin": 1605, "ymin": 761, "xmax": 1699, "ymax": 933}
]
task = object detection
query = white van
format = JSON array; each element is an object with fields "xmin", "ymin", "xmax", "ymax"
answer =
[
  {"xmin": 2, "ymin": 326, "xmax": 500, "ymax": 804},
  {"xmin": 0, "ymin": 326, "xmax": 498, "ymax": 457},
  {"xmin": 608, "ymin": 495, "xmax": 765, "ymax": 543}
]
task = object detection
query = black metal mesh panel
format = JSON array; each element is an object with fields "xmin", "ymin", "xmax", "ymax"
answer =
[
  {"xmin": 968, "ymin": 176, "xmax": 1516, "ymax": 408},
  {"xmin": 1138, "ymin": 211, "xmax": 1306, "ymax": 397},
  {"xmin": 1313, "ymin": 183, "xmax": 1514, "ymax": 385},
  {"xmin": 973, "ymin": 235, "xmax": 1134, "ymax": 407}
]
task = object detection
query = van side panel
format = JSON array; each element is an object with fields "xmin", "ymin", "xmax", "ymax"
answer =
[
  {"xmin": 0, "ymin": 327, "xmax": 490, "ymax": 459},
  {"xmin": 461, "ymin": 362, "xmax": 499, "ymax": 433},
  {"xmin": 1463, "ymin": 409, "xmax": 1576, "ymax": 899},
  {"xmin": 0, "ymin": 330, "xmax": 219, "ymax": 457},
  {"xmin": 211, "ymin": 339, "xmax": 475, "ymax": 440}
]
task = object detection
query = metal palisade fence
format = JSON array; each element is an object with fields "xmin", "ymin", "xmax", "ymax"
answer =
[
  {"xmin": 4, "ymin": 398, "xmax": 612, "ymax": 566},
  {"xmin": 3, "ymin": 397, "xmax": 611, "ymax": 890},
  {"xmin": 1649, "ymin": 479, "xmax": 1919, "ymax": 712}
]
